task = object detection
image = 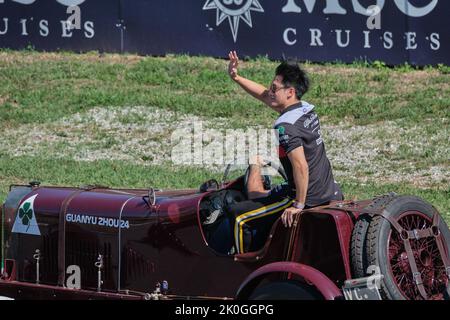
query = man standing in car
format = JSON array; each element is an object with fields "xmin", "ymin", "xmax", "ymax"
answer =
[{"xmin": 227, "ymin": 51, "xmax": 343, "ymax": 254}]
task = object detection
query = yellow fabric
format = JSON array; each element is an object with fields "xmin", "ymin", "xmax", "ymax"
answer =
[{"xmin": 234, "ymin": 198, "xmax": 294, "ymax": 253}]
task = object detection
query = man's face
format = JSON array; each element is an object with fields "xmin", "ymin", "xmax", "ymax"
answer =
[{"xmin": 268, "ymin": 75, "xmax": 296, "ymax": 111}]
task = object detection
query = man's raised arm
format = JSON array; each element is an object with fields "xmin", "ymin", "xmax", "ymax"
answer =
[{"xmin": 228, "ymin": 51, "xmax": 271, "ymax": 106}]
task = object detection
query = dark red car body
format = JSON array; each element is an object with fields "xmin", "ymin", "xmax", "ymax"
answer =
[{"xmin": 0, "ymin": 176, "xmax": 448, "ymax": 300}]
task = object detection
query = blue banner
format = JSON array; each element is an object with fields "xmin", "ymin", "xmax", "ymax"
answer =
[{"xmin": 0, "ymin": 0, "xmax": 448, "ymax": 66}]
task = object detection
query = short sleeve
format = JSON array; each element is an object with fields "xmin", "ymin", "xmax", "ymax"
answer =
[{"xmin": 276, "ymin": 123, "xmax": 303, "ymax": 154}]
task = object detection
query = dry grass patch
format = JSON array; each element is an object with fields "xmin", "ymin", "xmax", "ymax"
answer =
[
  {"xmin": 390, "ymin": 69, "xmax": 444, "ymax": 94},
  {"xmin": 1, "ymin": 105, "xmax": 448, "ymax": 190},
  {"xmin": 0, "ymin": 51, "xmax": 144, "ymax": 66}
]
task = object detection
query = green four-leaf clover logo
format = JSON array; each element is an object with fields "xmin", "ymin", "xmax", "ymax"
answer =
[{"xmin": 19, "ymin": 202, "xmax": 33, "ymax": 231}]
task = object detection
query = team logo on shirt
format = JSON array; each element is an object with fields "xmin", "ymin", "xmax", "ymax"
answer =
[
  {"xmin": 280, "ymin": 136, "xmax": 289, "ymax": 146},
  {"xmin": 277, "ymin": 126, "xmax": 289, "ymax": 144},
  {"xmin": 304, "ymin": 113, "xmax": 318, "ymax": 128}
]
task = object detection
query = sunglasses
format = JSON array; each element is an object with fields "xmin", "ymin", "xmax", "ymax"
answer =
[{"xmin": 270, "ymin": 84, "xmax": 288, "ymax": 93}]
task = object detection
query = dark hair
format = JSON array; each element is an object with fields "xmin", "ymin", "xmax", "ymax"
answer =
[{"xmin": 275, "ymin": 61, "xmax": 309, "ymax": 99}]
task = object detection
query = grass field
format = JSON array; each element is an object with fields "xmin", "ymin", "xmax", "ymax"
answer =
[{"xmin": 0, "ymin": 50, "xmax": 449, "ymax": 223}]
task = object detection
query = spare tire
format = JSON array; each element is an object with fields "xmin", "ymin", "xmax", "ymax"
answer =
[
  {"xmin": 351, "ymin": 195, "xmax": 450, "ymax": 300},
  {"xmin": 350, "ymin": 192, "xmax": 398, "ymax": 278},
  {"xmin": 350, "ymin": 214, "xmax": 371, "ymax": 278}
]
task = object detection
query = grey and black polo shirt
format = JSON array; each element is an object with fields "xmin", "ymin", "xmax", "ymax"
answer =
[{"xmin": 274, "ymin": 101, "xmax": 342, "ymax": 206}]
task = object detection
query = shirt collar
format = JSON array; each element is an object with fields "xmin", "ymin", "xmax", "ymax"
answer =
[{"xmin": 279, "ymin": 101, "xmax": 303, "ymax": 115}]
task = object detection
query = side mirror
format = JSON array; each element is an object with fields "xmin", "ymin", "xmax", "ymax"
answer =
[{"xmin": 148, "ymin": 187, "xmax": 156, "ymax": 206}]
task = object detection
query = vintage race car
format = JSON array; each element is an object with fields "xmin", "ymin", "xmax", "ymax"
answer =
[{"xmin": 0, "ymin": 162, "xmax": 449, "ymax": 300}]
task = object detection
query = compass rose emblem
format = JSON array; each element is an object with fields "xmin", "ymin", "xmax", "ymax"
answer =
[{"xmin": 203, "ymin": 0, "xmax": 264, "ymax": 42}]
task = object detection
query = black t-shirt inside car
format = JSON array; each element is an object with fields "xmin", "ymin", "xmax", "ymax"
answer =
[{"xmin": 274, "ymin": 101, "xmax": 342, "ymax": 206}]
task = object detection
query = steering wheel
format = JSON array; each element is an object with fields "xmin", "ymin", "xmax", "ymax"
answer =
[{"xmin": 243, "ymin": 159, "xmax": 288, "ymax": 199}]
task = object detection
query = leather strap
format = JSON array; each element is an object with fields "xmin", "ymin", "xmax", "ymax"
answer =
[
  {"xmin": 401, "ymin": 232, "xmax": 428, "ymax": 299},
  {"xmin": 432, "ymin": 213, "xmax": 450, "ymax": 280}
]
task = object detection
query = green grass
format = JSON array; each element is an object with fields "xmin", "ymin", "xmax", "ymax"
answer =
[
  {"xmin": 0, "ymin": 155, "xmax": 447, "ymax": 222},
  {"xmin": 0, "ymin": 155, "xmax": 218, "ymax": 194},
  {"xmin": 0, "ymin": 50, "xmax": 448, "ymax": 224},
  {"xmin": 342, "ymin": 180, "xmax": 449, "ymax": 220},
  {"xmin": 1, "ymin": 51, "xmax": 448, "ymax": 129}
]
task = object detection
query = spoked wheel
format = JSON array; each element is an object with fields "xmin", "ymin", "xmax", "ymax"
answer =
[
  {"xmin": 351, "ymin": 195, "xmax": 450, "ymax": 300},
  {"xmin": 387, "ymin": 211, "xmax": 448, "ymax": 300}
]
